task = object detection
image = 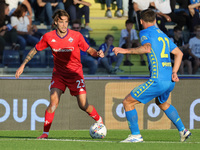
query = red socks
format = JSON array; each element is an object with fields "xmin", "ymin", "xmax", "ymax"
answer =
[
  {"xmin": 43, "ymin": 110, "xmax": 55, "ymax": 132},
  {"xmin": 43, "ymin": 106, "xmax": 100, "ymax": 133},
  {"xmin": 88, "ymin": 105, "xmax": 100, "ymax": 121}
]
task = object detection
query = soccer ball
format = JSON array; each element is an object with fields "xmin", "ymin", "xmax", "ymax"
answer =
[{"xmin": 89, "ymin": 123, "xmax": 107, "ymax": 139}]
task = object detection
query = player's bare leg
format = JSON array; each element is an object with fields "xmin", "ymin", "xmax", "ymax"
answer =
[
  {"xmin": 37, "ymin": 88, "xmax": 63, "ymax": 139},
  {"xmin": 76, "ymin": 94, "xmax": 103, "ymax": 124},
  {"xmin": 156, "ymin": 99, "xmax": 191, "ymax": 142},
  {"xmin": 121, "ymin": 94, "xmax": 143, "ymax": 143}
]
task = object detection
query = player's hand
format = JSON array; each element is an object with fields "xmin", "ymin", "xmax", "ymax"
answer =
[
  {"xmin": 97, "ymin": 50, "xmax": 104, "ymax": 58},
  {"xmin": 172, "ymin": 72, "xmax": 179, "ymax": 82},
  {"xmin": 15, "ymin": 65, "xmax": 25, "ymax": 79},
  {"xmin": 112, "ymin": 47, "xmax": 128, "ymax": 55}
]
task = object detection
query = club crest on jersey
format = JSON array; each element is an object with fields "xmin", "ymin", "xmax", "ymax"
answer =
[
  {"xmin": 68, "ymin": 37, "xmax": 74, "ymax": 43},
  {"xmin": 141, "ymin": 36, "xmax": 148, "ymax": 42}
]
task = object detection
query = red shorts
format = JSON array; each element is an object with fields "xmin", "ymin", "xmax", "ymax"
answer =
[{"xmin": 50, "ymin": 72, "xmax": 86, "ymax": 96}]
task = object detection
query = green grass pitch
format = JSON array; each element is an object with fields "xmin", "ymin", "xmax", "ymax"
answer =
[{"xmin": 0, "ymin": 129, "xmax": 199, "ymax": 150}]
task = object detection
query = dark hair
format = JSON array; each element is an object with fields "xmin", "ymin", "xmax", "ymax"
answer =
[
  {"xmin": 194, "ymin": 25, "xmax": 200, "ymax": 31},
  {"xmin": 140, "ymin": 9, "xmax": 156, "ymax": 23},
  {"xmin": 173, "ymin": 26, "xmax": 182, "ymax": 32},
  {"xmin": 125, "ymin": 19, "xmax": 134, "ymax": 25},
  {"xmin": 105, "ymin": 34, "xmax": 114, "ymax": 41},
  {"xmin": 52, "ymin": 9, "xmax": 70, "ymax": 26},
  {"xmin": 72, "ymin": 19, "xmax": 81, "ymax": 26},
  {"xmin": 12, "ymin": 4, "xmax": 28, "ymax": 18}
]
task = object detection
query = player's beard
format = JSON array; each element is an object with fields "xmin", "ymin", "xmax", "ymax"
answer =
[{"xmin": 58, "ymin": 27, "xmax": 67, "ymax": 34}]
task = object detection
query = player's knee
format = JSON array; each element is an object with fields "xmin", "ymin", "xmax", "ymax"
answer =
[
  {"xmin": 157, "ymin": 102, "xmax": 170, "ymax": 111},
  {"xmin": 122, "ymin": 99, "xmax": 130, "ymax": 107},
  {"xmin": 79, "ymin": 103, "xmax": 88, "ymax": 111}
]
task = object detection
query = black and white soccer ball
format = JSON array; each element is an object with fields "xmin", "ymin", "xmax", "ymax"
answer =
[{"xmin": 89, "ymin": 123, "xmax": 107, "ymax": 139}]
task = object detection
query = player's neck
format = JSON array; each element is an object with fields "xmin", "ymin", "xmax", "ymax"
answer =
[{"xmin": 56, "ymin": 29, "xmax": 68, "ymax": 38}]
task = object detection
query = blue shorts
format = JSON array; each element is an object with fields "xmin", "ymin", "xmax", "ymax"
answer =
[{"xmin": 130, "ymin": 79, "xmax": 175, "ymax": 104}]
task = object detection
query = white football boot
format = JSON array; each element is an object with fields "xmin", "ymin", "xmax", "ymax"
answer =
[
  {"xmin": 120, "ymin": 134, "xmax": 143, "ymax": 143},
  {"xmin": 97, "ymin": 116, "xmax": 104, "ymax": 124},
  {"xmin": 179, "ymin": 129, "xmax": 191, "ymax": 142}
]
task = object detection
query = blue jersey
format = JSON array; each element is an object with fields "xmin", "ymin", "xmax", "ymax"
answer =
[{"xmin": 139, "ymin": 26, "xmax": 177, "ymax": 81}]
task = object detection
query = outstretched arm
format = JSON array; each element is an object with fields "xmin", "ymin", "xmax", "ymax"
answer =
[
  {"xmin": 113, "ymin": 43, "xmax": 151, "ymax": 55},
  {"xmin": 15, "ymin": 48, "xmax": 37, "ymax": 78}
]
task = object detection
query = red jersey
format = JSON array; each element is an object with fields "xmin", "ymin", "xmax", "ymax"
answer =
[{"xmin": 35, "ymin": 29, "xmax": 89, "ymax": 75}]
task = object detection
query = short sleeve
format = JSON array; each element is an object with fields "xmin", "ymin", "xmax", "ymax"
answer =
[
  {"xmin": 139, "ymin": 30, "xmax": 151, "ymax": 45},
  {"xmin": 35, "ymin": 34, "xmax": 49, "ymax": 51},
  {"xmin": 168, "ymin": 37, "xmax": 177, "ymax": 52},
  {"xmin": 78, "ymin": 33, "xmax": 90, "ymax": 52}
]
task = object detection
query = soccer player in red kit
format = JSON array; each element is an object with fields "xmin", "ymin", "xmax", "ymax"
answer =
[{"xmin": 15, "ymin": 9, "xmax": 105, "ymax": 139}]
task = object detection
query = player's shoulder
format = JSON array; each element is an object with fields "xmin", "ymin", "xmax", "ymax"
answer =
[
  {"xmin": 46, "ymin": 30, "xmax": 56, "ymax": 35},
  {"xmin": 139, "ymin": 28, "xmax": 149, "ymax": 38},
  {"xmin": 141, "ymin": 26, "xmax": 161, "ymax": 37},
  {"xmin": 42, "ymin": 30, "xmax": 56, "ymax": 38},
  {"xmin": 68, "ymin": 29, "xmax": 82, "ymax": 36},
  {"xmin": 140, "ymin": 28, "xmax": 148, "ymax": 35},
  {"xmin": 68, "ymin": 29, "xmax": 84, "ymax": 40}
]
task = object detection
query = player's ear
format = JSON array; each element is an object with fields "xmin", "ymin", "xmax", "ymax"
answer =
[
  {"xmin": 153, "ymin": 19, "xmax": 156, "ymax": 25},
  {"xmin": 140, "ymin": 19, "xmax": 143, "ymax": 25}
]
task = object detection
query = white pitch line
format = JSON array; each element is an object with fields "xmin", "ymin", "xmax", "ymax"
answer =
[
  {"xmin": 0, "ymin": 138, "xmax": 199, "ymax": 144},
  {"xmin": 0, "ymin": 138, "xmax": 115, "ymax": 143}
]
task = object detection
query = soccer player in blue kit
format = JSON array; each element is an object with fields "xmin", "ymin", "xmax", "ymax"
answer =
[{"xmin": 113, "ymin": 9, "xmax": 191, "ymax": 143}]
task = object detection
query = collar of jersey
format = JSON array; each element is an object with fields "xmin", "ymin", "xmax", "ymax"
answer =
[{"xmin": 56, "ymin": 29, "xmax": 69, "ymax": 39}]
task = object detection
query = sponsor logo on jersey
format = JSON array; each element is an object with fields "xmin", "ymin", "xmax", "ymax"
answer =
[
  {"xmin": 68, "ymin": 37, "xmax": 73, "ymax": 43},
  {"xmin": 52, "ymin": 47, "xmax": 74, "ymax": 52}
]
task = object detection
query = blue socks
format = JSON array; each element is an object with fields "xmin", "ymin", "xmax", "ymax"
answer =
[
  {"xmin": 164, "ymin": 105, "xmax": 185, "ymax": 131},
  {"xmin": 126, "ymin": 105, "xmax": 184, "ymax": 135},
  {"xmin": 125, "ymin": 109, "xmax": 140, "ymax": 135}
]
